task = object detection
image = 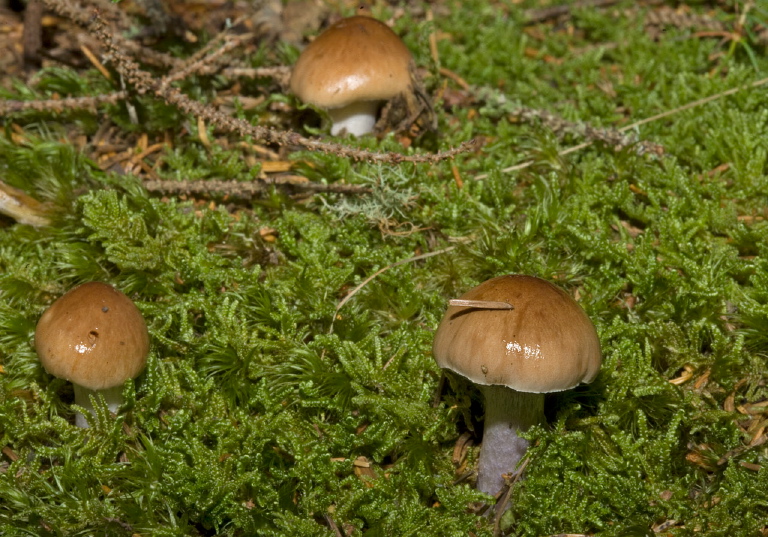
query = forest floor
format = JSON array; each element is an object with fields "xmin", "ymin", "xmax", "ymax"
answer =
[{"xmin": 1, "ymin": 0, "xmax": 768, "ymax": 535}]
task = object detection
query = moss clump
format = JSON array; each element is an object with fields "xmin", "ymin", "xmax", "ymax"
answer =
[{"xmin": 2, "ymin": 0, "xmax": 768, "ymax": 535}]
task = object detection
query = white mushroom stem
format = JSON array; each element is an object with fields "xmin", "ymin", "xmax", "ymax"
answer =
[
  {"xmin": 328, "ymin": 101, "xmax": 380, "ymax": 136},
  {"xmin": 476, "ymin": 385, "xmax": 545, "ymax": 496},
  {"xmin": 72, "ymin": 384, "xmax": 125, "ymax": 428}
]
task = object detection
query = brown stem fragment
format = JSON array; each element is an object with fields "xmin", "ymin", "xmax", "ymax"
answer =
[
  {"xmin": 22, "ymin": 0, "xmax": 45, "ymax": 69},
  {"xmin": 143, "ymin": 179, "xmax": 372, "ymax": 198}
]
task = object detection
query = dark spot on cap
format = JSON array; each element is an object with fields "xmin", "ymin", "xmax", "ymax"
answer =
[{"xmin": 102, "ymin": 306, "xmax": 109, "ymax": 313}]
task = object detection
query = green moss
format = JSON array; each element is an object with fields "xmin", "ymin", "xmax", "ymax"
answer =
[{"xmin": 2, "ymin": 0, "xmax": 768, "ymax": 535}]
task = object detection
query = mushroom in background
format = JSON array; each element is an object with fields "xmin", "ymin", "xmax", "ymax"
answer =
[
  {"xmin": 290, "ymin": 11, "xmax": 432, "ymax": 137},
  {"xmin": 433, "ymin": 275, "xmax": 601, "ymax": 499},
  {"xmin": 35, "ymin": 282, "xmax": 150, "ymax": 428}
]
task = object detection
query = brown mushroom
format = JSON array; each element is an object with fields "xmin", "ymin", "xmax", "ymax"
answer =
[
  {"xmin": 433, "ymin": 275, "xmax": 601, "ymax": 497},
  {"xmin": 35, "ymin": 282, "xmax": 150, "ymax": 427},
  {"xmin": 290, "ymin": 14, "xmax": 414, "ymax": 136}
]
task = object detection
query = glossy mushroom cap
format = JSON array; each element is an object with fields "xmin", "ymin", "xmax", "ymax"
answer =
[
  {"xmin": 35, "ymin": 282, "xmax": 150, "ymax": 391},
  {"xmin": 290, "ymin": 15, "xmax": 413, "ymax": 135},
  {"xmin": 433, "ymin": 275, "xmax": 601, "ymax": 394}
]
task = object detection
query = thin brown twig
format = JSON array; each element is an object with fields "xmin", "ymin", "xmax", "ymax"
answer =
[
  {"xmin": 0, "ymin": 35, "xmax": 277, "ymax": 115},
  {"xmin": 482, "ymin": 75, "xmax": 768, "ymax": 178},
  {"xmin": 42, "ymin": 0, "xmax": 181, "ymax": 69},
  {"xmin": 164, "ymin": 33, "xmax": 253, "ymax": 85},
  {"xmin": 84, "ymin": 0, "xmax": 133, "ymax": 32},
  {"xmin": 0, "ymin": 92, "xmax": 127, "ymax": 114},
  {"xmin": 427, "ymin": 8, "xmax": 439, "ymax": 66},
  {"xmin": 493, "ymin": 457, "xmax": 530, "ymax": 536},
  {"xmin": 80, "ymin": 44, "xmax": 112, "ymax": 80},
  {"xmin": 644, "ymin": 5, "xmax": 728, "ymax": 34},
  {"xmin": 119, "ymin": 41, "xmax": 182, "ymax": 70},
  {"xmin": 439, "ymin": 67, "xmax": 471, "ymax": 91},
  {"xmin": 22, "ymin": 0, "xmax": 44, "ymax": 69},
  {"xmin": 523, "ymin": 0, "xmax": 620, "ymax": 24},
  {"xmin": 13, "ymin": 1, "xmax": 473, "ymax": 164},
  {"xmin": 219, "ymin": 66, "xmax": 292, "ymax": 86},
  {"xmin": 142, "ymin": 178, "xmax": 373, "ymax": 197},
  {"xmin": 60, "ymin": 6, "xmax": 475, "ymax": 164},
  {"xmin": 323, "ymin": 514, "xmax": 345, "ymax": 537},
  {"xmin": 509, "ymin": 106, "xmax": 664, "ymax": 154}
]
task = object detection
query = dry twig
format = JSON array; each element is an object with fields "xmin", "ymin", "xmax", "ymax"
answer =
[
  {"xmin": 22, "ymin": 0, "xmax": 45, "ymax": 69},
  {"xmin": 492, "ymin": 457, "xmax": 531, "ymax": 536},
  {"xmin": 480, "ymin": 75, "xmax": 768, "ymax": 178},
  {"xmin": 43, "ymin": 0, "xmax": 181, "ymax": 68},
  {"xmin": 643, "ymin": 4, "xmax": 728, "ymax": 40},
  {"xmin": 509, "ymin": 106, "xmax": 664, "ymax": 155},
  {"xmin": 323, "ymin": 514, "xmax": 345, "ymax": 537},
  {"xmin": 142, "ymin": 178, "xmax": 372, "ymax": 198},
  {"xmin": 0, "ymin": 92, "xmax": 127, "ymax": 115},
  {"xmin": 163, "ymin": 35, "xmax": 252, "ymax": 86},
  {"xmin": 33, "ymin": 0, "xmax": 474, "ymax": 165},
  {"xmin": 219, "ymin": 66, "xmax": 292, "ymax": 87},
  {"xmin": 524, "ymin": 0, "xmax": 620, "ymax": 24}
]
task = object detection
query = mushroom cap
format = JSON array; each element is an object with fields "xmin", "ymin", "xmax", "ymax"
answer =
[
  {"xmin": 433, "ymin": 275, "xmax": 601, "ymax": 393},
  {"xmin": 289, "ymin": 15, "xmax": 413, "ymax": 110},
  {"xmin": 35, "ymin": 282, "xmax": 150, "ymax": 391}
]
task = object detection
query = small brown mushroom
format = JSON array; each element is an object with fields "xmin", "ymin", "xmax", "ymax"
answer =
[
  {"xmin": 35, "ymin": 282, "xmax": 150, "ymax": 428},
  {"xmin": 290, "ymin": 13, "xmax": 414, "ymax": 136},
  {"xmin": 433, "ymin": 275, "xmax": 601, "ymax": 498}
]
